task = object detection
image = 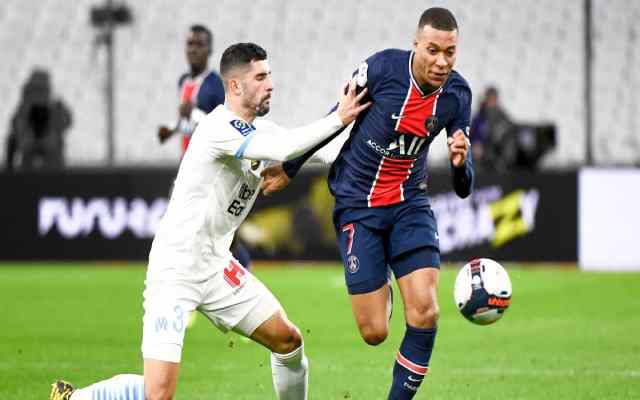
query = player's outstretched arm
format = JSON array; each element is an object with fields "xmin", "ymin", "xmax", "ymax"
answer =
[
  {"xmin": 260, "ymin": 127, "xmax": 347, "ymax": 196},
  {"xmin": 239, "ymin": 81, "xmax": 370, "ymax": 162}
]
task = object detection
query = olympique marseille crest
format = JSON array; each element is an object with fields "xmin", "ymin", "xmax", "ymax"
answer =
[{"xmin": 347, "ymin": 255, "xmax": 360, "ymax": 273}]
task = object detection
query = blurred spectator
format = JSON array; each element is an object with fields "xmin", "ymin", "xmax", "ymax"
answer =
[
  {"xmin": 5, "ymin": 69, "xmax": 72, "ymax": 171},
  {"xmin": 470, "ymin": 86, "xmax": 514, "ymax": 170}
]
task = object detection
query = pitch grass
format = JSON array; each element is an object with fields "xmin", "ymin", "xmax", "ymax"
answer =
[{"xmin": 1, "ymin": 263, "xmax": 639, "ymax": 399}]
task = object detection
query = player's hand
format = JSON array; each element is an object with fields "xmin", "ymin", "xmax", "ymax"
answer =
[
  {"xmin": 157, "ymin": 125, "xmax": 174, "ymax": 143},
  {"xmin": 179, "ymin": 102, "xmax": 193, "ymax": 118},
  {"xmin": 336, "ymin": 79, "xmax": 372, "ymax": 126},
  {"xmin": 447, "ymin": 129, "xmax": 470, "ymax": 167},
  {"xmin": 260, "ymin": 163, "xmax": 291, "ymax": 196}
]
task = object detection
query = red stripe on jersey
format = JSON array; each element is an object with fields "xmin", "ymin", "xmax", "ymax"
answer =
[
  {"xmin": 395, "ymin": 85, "xmax": 442, "ymax": 137},
  {"xmin": 180, "ymin": 80, "xmax": 199, "ymax": 103},
  {"xmin": 368, "ymin": 157, "xmax": 414, "ymax": 207},
  {"xmin": 396, "ymin": 351, "xmax": 429, "ymax": 375},
  {"xmin": 181, "ymin": 135, "xmax": 191, "ymax": 156}
]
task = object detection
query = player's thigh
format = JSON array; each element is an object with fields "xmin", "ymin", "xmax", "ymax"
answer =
[
  {"xmin": 143, "ymin": 358, "xmax": 180, "ymax": 400},
  {"xmin": 336, "ymin": 221, "xmax": 389, "ymax": 295},
  {"xmin": 336, "ymin": 221, "xmax": 392, "ymax": 333},
  {"xmin": 141, "ymin": 279, "xmax": 201, "ymax": 364},
  {"xmin": 250, "ymin": 309, "xmax": 302, "ymax": 354},
  {"xmin": 388, "ymin": 204, "xmax": 440, "ymax": 279},
  {"xmin": 199, "ymin": 259, "xmax": 283, "ymax": 340}
]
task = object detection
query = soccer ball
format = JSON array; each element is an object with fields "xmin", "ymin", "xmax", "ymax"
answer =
[{"xmin": 454, "ymin": 258, "xmax": 512, "ymax": 325}]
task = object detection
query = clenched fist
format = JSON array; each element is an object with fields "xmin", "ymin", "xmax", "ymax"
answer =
[{"xmin": 447, "ymin": 129, "xmax": 470, "ymax": 167}]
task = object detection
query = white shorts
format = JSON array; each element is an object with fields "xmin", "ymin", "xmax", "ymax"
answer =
[{"xmin": 141, "ymin": 260, "xmax": 281, "ymax": 363}]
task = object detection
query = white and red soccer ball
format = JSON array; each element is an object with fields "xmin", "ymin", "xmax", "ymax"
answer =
[{"xmin": 454, "ymin": 258, "xmax": 512, "ymax": 325}]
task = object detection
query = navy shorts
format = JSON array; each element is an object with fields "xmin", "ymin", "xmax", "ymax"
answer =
[{"xmin": 334, "ymin": 202, "xmax": 440, "ymax": 295}]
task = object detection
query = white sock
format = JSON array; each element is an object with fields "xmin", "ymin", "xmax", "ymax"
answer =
[
  {"xmin": 270, "ymin": 344, "xmax": 309, "ymax": 400},
  {"xmin": 70, "ymin": 374, "xmax": 144, "ymax": 400}
]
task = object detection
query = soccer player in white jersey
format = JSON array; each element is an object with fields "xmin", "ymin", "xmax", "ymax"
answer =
[{"xmin": 50, "ymin": 42, "xmax": 370, "ymax": 400}]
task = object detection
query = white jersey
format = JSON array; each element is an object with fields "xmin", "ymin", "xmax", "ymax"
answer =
[{"xmin": 149, "ymin": 105, "xmax": 281, "ymax": 280}]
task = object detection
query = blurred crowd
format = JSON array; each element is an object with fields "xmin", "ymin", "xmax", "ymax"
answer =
[{"xmin": 5, "ymin": 68, "xmax": 72, "ymax": 171}]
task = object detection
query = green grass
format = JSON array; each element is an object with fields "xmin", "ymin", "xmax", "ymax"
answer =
[{"xmin": 1, "ymin": 262, "xmax": 639, "ymax": 399}]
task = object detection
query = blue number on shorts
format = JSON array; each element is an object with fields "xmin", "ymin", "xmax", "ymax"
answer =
[{"xmin": 172, "ymin": 305, "xmax": 185, "ymax": 333}]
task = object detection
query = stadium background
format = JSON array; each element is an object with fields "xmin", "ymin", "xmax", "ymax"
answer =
[
  {"xmin": 0, "ymin": 0, "xmax": 638, "ymax": 167},
  {"xmin": 0, "ymin": 1, "xmax": 639, "ymax": 399}
]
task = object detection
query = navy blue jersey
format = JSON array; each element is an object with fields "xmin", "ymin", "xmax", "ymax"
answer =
[
  {"xmin": 178, "ymin": 70, "xmax": 225, "ymax": 113},
  {"xmin": 285, "ymin": 49, "xmax": 474, "ymax": 208}
]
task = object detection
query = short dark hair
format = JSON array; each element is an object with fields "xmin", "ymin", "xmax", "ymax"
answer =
[
  {"xmin": 418, "ymin": 7, "xmax": 458, "ymax": 31},
  {"xmin": 220, "ymin": 42, "xmax": 268, "ymax": 77},
  {"xmin": 190, "ymin": 24, "xmax": 212, "ymax": 47}
]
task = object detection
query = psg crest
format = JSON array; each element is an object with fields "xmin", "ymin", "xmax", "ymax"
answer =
[
  {"xmin": 424, "ymin": 115, "xmax": 438, "ymax": 134},
  {"xmin": 347, "ymin": 255, "xmax": 360, "ymax": 274}
]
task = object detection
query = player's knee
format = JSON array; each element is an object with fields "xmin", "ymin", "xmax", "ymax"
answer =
[
  {"xmin": 359, "ymin": 324, "xmax": 389, "ymax": 346},
  {"xmin": 272, "ymin": 323, "xmax": 303, "ymax": 354},
  {"xmin": 145, "ymin": 384, "xmax": 174, "ymax": 400},
  {"xmin": 406, "ymin": 302, "xmax": 440, "ymax": 328}
]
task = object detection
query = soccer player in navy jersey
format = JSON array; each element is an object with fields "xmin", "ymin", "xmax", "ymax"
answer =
[
  {"xmin": 260, "ymin": 7, "xmax": 473, "ymax": 399},
  {"xmin": 157, "ymin": 24, "xmax": 225, "ymax": 154},
  {"xmin": 157, "ymin": 24, "xmax": 252, "ymax": 269}
]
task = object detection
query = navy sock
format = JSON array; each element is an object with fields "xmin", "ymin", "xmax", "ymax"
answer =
[{"xmin": 387, "ymin": 324, "xmax": 437, "ymax": 400}]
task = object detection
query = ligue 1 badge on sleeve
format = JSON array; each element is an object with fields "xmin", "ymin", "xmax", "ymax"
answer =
[{"xmin": 230, "ymin": 119, "xmax": 255, "ymax": 136}]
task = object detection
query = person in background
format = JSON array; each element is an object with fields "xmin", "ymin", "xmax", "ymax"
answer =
[
  {"xmin": 5, "ymin": 68, "xmax": 72, "ymax": 171},
  {"xmin": 469, "ymin": 86, "xmax": 514, "ymax": 170}
]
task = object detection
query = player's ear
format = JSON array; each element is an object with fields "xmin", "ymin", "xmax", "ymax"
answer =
[{"xmin": 230, "ymin": 79, "xmax": 242, "ymax": 95}]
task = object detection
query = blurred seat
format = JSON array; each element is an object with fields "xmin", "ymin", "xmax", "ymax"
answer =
[{"xmin": 0, "ymin": 0, "xmax": 637, "ymax": 167}]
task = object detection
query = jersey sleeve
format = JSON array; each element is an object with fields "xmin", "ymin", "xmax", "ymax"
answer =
[
  {"xmin": 281, "ymin": 104, "xmax": 341, "ymax": 177},
  {"xmin": 196, "ymin": 72, "xmax": 226, "ymax": 113},
  {"xmin": 359, "ymin": 50, "xmax": 388, "ymax": 96},
  {"xmin": 196, "ymin": 114, "xmax": 258, "ymax": 160},
  {"xmin": 446, "ymin": 84, "xmax": 472, "ymax": 137},
  {"xmin": 238, "ymin": 113, "xmax": 344, "ymax": 161},
  {"xmin": 281, "ymin": 51, "xmax": 389, "ymax": 178},
  {"xmin": 446, "ymin": 84, "xmax": 474, "ymax": 198}
]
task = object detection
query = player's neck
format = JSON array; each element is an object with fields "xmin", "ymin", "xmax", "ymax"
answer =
[
  {"xmin": 227, "ymin": 99, "xmax": 256, "ymax": 123},
  {"xmin": 418, "ymin": 82, "xmax": 440, "ymax": 95},
  {"xmin": 412, "ymin": 74, "xmax": 441, "ymax": 95},
  {"xmin": 190, "ymin": 64, "xmax": 207, "ymax": 78}
]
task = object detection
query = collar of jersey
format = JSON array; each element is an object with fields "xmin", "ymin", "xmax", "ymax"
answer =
[{"xmin": 188, "ymin": 68, "xmax": 212, "ymax": 81}]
